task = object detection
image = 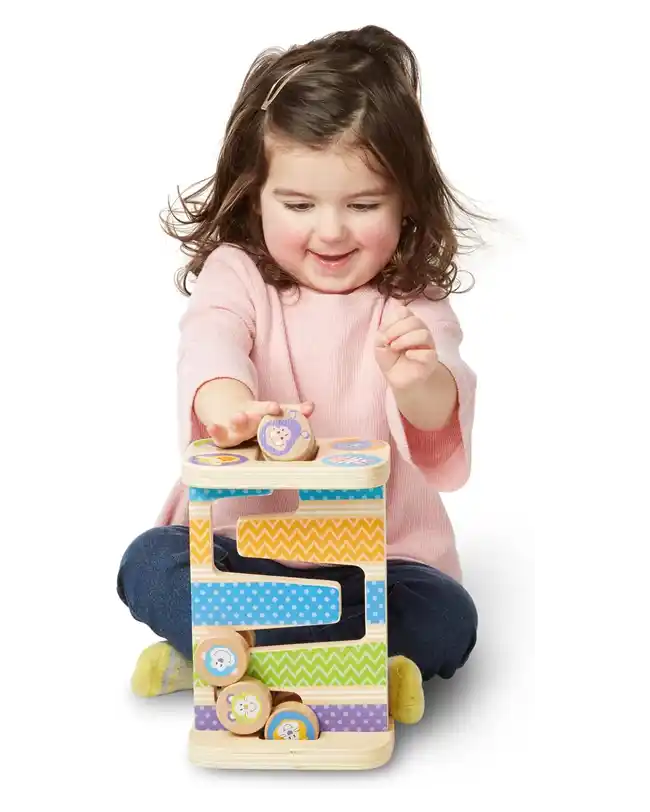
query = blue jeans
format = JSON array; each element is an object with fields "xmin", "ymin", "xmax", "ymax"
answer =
[{"xmin": 117, "ymin": 526, "xmax": 478, "ymax": 681}]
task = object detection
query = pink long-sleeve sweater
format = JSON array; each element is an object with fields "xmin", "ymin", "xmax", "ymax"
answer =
[{"xmin": 156, "ymin": 244, "xmax": 476, "ymax": 582}]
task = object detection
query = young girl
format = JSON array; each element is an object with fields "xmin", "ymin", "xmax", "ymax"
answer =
[{"xmin": 118, "ymin": 25, "xmax": 481, "ymax": 725}]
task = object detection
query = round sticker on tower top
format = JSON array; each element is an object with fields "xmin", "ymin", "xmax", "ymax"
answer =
[
  {"xmin": 331, "ymin": 439, "xmax": 382, "ymax": 451},
  {"xmin": 321, "ymin": 453, "xmax": 383, "ymax": 467},
  {"xmin": 193, "ymin": 438, "xmax": 217, "ymax": 448},
  {"xmin": 188, "ymin": 453, "xmax": 249, "ymax": 466}
]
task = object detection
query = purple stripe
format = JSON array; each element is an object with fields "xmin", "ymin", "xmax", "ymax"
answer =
[
  {"xmin": 194, "ymin": 703, "xmax": 389, "ymax": 733},
  {"xmin": 194, "ymin": 705, "xmax": 224, "ymax": 731},
  {"xmin": 309, "ymin": 704, "xmax": 388, "ymax": 732}
]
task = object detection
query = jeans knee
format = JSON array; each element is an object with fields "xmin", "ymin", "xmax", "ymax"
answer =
[
  {"xmin": 117, "ymin": 526, "xmax": 189, "ymax": 614},
  {"xmin": 441, "ymin": 581, "xmax": 478, "ymax": 672},
  {"xmin": 457, "ymin": 590, "xmax": 478, "ymax": 661},
  {"xmin": 387, "ymin": 565, "xmax": 479, "ymax": 679}
]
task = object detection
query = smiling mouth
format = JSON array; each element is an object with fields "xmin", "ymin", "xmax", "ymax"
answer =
[{"xmin": 310, "ymin": 250, "xmax": 356, "ymax": 260}]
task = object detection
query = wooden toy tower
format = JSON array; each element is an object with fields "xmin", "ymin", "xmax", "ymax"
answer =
[{"xmin": 183, "ymin": 409, "xmax": 394, "ymax": 770}]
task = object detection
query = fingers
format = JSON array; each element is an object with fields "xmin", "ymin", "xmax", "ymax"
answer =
[
  {"xmin": 206, "ymin": 422, "xmax": 230, "ymax": 444},
  {"xmin": 377, "ymin": 305, "xmax": 436, "ymax": 361},
  {"xmin": 373, "ymin": 343, "xmax": 399, "ymax": 375},
  {"xmin": 377, "ymin": 305, "xmax": 420, "ymax": 347},
  {"xmin": 229, "ymin": 401, "xmax": 279, "ymax": 425},
  {"xmin": 381, "ymin": 315, "xmax": 425, "ymax": 343},
  {"xmin": 229, "ymin": 411, "xmax": 251, "ymax": 429},
  {"xmin": 249, "ymin": 401, "xmax": 282, "ymax": 417},
  {"xmin": 404, "ymin": 348, "xmax": 436, "ymax": 363},
  {"xmin": 208, "ymin": 400, "xmax": 315, "ymax": 448},
  {"xmin": 387, "ymin": 328, "xmax": 433, "ymax": 353},
  {"xmin": 230, "ymin": 401, "xmax": 280, "ymax": 434},
  {"xmin": 379, "ymin": 303, "xmax": 411, "ymax": 332},
  {"xmin": 255, "ymin": 400, "xmax": 315, "ymax": 418}
]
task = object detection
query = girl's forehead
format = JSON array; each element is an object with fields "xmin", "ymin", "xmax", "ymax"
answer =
[{"xmin": 264, "ymin": 139, "xmax": 390, "ymax": 194}]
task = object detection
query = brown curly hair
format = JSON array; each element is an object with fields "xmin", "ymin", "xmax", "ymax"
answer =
[{"xmin": 161, "ymin": 25, "xmax": 491, "ymax": 300}]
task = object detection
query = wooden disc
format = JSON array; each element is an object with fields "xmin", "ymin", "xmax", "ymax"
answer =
[
  {"xmin": 257, "ymin": 407, "xmax": 317, "ymax": 462},
  {"xmin": 194, "ymin": 630, "xmax": 250, "ymax": 687},
  {"xmin": 264, "ymin": 701, "xmax": 320, "ymax": 741},
  {"xmin": 216, "ymin": 678, "xmax": 272, "ymax": 735}
]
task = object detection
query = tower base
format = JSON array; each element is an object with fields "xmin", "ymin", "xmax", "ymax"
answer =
[{"xmin": 188, "ymin": 723, "xmax": 395, "ymax": 771}]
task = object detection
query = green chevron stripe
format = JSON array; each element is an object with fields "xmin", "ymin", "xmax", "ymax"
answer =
[
  {"xmin": 246, "ymin": 642, "xmax": 386, "ymax": 687},
  {"xmin": 192, "ymin": 641, "xmax": 209, "ymax": 688}
]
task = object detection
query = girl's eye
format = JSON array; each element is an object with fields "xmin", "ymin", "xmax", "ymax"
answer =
[
  {"xmin": 282, "ymin": 202, "xmax": 380, "ymax": 212},
  {"xmin": 283, "ymin": 203, "xmax": 313, "ymax": 212}
]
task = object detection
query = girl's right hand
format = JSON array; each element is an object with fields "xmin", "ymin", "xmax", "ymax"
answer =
[{"xmin": 206, "ymin": 400, "xmax": 315, "ymax": 448}]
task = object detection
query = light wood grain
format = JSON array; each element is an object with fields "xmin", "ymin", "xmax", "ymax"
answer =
[
  {"xmin": 189, "ymin": 725, "xmax": 395, "ymax": 770},
  {"xmin": 182, "ymin": 437, "xmax": 390, "ymax": 489}
]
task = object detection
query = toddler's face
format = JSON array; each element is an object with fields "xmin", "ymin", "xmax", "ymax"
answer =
[{"xmin": 259, "ymin": 138, "xmax": 403, "ymax": 294}]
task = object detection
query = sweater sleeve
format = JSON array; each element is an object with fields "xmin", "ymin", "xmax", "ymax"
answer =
[
  {"xmin": 177, "ymin": 246, "xmax": 258, "ymax": 452},
  {"xmin": 385, "ymin": 295, "xmax": 477, "ymax": 492}
]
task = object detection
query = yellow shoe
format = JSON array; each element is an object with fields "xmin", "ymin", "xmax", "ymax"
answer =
[
  {"xmin": 131, "ymin": 641, "xmax": 193, "ymax": 698},
  {"xmin": 388, "ymin": 655, "xmax": 425, "ymax": 724}
]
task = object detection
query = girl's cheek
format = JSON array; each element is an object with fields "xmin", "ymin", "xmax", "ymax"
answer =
[
  {"xmin": 356, "ymin": 217, "xmax": 402, "ymax": 253},
  {"xmin": 263, "ymin": 210, "xmax": 308, "ymax": 249},
  {"xmin": 277, "ymin": 225, "xmax": 309, "ymax": 251}
]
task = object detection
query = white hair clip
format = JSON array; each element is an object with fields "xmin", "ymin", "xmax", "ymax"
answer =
[{"xmin": 261, "ymin": 63, "xmax": 308, "ymax": 111}]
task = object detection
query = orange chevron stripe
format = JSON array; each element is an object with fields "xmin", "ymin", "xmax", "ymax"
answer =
[
  {"xmin": 189, "ymin": 518, "xmax": 211, "ymax": 565},
  {"xmin": 237, "ymin": 516, "xmax": 385, "ymax": 563}
]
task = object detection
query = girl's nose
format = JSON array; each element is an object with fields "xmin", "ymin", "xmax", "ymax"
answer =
[{"xmin": 315, "ymin": 209, "xmax": 348, "ymax": 242}]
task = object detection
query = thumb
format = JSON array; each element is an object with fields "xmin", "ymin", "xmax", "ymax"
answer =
[{"xmin": 374, "ymin": 335, "xmax": 398, "ymax": 374}]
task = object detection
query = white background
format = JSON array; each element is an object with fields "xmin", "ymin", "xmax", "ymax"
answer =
[{"xmin": 2, "ymin": 1, "xmax": 648, "ymax": 808}]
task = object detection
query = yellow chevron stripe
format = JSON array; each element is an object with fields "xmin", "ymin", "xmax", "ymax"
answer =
[
  {"xmin": 189, "ymin": 517, "xmax": 211, "ymax": 565},
  {"xmin": 237, "ymin": 516, "xmax": 385, "ymax": 563}
]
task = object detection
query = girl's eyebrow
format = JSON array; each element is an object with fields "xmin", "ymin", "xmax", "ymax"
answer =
[{"xmin": 272, "ymin": 187, "xmax": 388, "ymax": 199}]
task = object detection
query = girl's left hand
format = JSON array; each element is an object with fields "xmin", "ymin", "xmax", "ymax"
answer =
[{"xmin": 375, "ymin": 304, "xmax": 440, "ymax": 390}]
